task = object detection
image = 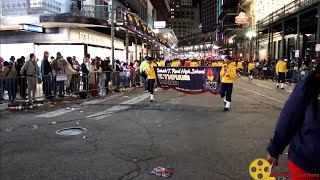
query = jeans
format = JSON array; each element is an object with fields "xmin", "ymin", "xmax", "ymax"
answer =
[
  {"xmin": 43, "ymin": 75, "xmax": 52, "ymax": 97},
  {"xmin": 0, "ymin": 78, "xmax": 3, "ymax": 99},
  {"xmin": 6, "ymin": 79, "xmax": 16, "ymax": 101},
  {"xmin": 55, "ymin": 79, "xmax": 64, "ymax": 96},
  {"xmin": 99, "ymin": 74, "xmax": 106, "ymax": 96}
]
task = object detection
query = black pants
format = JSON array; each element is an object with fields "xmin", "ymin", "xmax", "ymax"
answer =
[
  {"xmin": 17, "ymin": 77, "xmax": 27, "ymax": 99},
  {"xmin": 278, "ymin": 72, "xmax": 285, "ymax": 83},
  {"xmin": 43, "ymin": 76, "xmax": 52, "ymax": 97},
  {"xmin": 249, "ymin": 70, "xmax": 254, "ymax": 76},
  {"xmin": 220, "ymin": 83, "xmax": 233, "ymax": 102},
  {"xmin": 141, "ymin": 72, "xmax": 147, "ymax": 90},
  {"xmin": 147, "ymin": 79, "xmax": 155, "ymax": 94}
]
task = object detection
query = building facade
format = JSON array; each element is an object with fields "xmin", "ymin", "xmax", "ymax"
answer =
[
  {"xmin": 168, "ymin": 3, "xmax": 201, "ymax": 38},
  {"xmin": 201, "ymin": 0, "xmax": 218, "ymax": 33}
]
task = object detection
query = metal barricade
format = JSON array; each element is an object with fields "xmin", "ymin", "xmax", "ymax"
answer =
[{"xmin": 0, "ymin": 71, "xmax": 144, "ymax": 103}]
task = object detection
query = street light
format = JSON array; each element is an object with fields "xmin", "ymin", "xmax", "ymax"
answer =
[{"xmin": 246, "ymin": 31, "xmax": 257, "ymax": 39}]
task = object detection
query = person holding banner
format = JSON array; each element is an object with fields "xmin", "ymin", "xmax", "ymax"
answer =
[
  {"xmin": 220, "ymin": 56, "xmax": 237, "ymax": 111},
  {"xmin": 146, "ymin": 57, "xmax": 157, "ymax": 102}
]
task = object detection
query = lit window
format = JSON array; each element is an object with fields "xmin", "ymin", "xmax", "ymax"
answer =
[{"xmin": 171, "ymin": 16, "xmax": 174, "ymax": 18}]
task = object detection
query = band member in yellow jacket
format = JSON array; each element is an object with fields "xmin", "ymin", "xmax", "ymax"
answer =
[
  {"xmin": 190, "ymin": 60, "xmax": 199, "ymax": 67},
  {"xmin": 237, "ymin": 60, "xmax": 244, "ymax": 77},
  {"xmin": 220, "ymin": 56, "xmax": 237, "ymax": 111},
  {"xmin": 146, "ymin": 57, "xmax": 157, "ymax": 102},
  {"xmin": 157, "ymin": 59, "xmax": 165, "ymax": 67},
  {"xmin": 247, "ymin": 60, "xmax": 255, "ymax": 80},
  {"xmin": 171, "ymin": 59, "xmax": 181, "ymax": 67},
  {"xmin": 276, "ymin": 58, "xmax": 287, "ymax": 89}
]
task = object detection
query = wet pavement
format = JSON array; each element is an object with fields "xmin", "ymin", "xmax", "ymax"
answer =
[{"xmin": 0, "ymin": 78, "xmax": 292, "ymax": 180}]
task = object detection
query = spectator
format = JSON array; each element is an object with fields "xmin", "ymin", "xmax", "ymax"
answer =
[
  {"xmin": 9, "ymin": 56, "xmax": 15, "ymax": 64},
  {"xmin": 15, "ymin": 57, "xmax": 27, "ymax": 99},
  {"xmin": 97, "ymin": 59, "xmax": 106, "ymax": 96},
  {"xmin": 0, "ymin": 57, "xmax": 4, "ymax": 101},
  {"xmin": 101, "ymin": 58, "xmax": 112, "ymax": 93},
  {"xmin": 21, "ymin": 53, "xmax": 39, "ymax": 102},
  {"xmin": 72, "ymin": 57, "xmax": 81, "ymax": 93},
  {"xmin": 52, "ymin": 52, "xmax": 67, "ymax": 97},
  {"xmin": 89, "ymin": 58, "xmax": 99, "ymax": 97},
  {"xmin": 65, "ymin": 57, "xmax": 77, "ymax": 94},
  {"xmin": 81, "ymin": 54, "xmax": 90, "ymax": 93},
  {"xmin": 41, "ymin": 51, "xmax": 53, "ymax": 98},
  {"xmin": 266, "ymin": 63, "xmax": 320, "ymax": 178},
  {"xmin": 1, "ymin": 61, "xmax": 17, "ymax": 103}
]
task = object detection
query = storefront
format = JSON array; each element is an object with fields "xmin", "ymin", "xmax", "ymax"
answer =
[{"xmin": 0, "ymin": 27, "xmax": 125, "ymax": 64}]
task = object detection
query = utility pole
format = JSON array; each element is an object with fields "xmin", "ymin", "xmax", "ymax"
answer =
[{"xmin": 111, "ymin": 0, "xmax": 115, "ymax": 69}]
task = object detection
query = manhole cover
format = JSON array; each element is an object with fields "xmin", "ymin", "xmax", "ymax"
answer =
[
  {"xmin": 6, "ymin": 125, "xmax": 38, "ymax": 132},
  {"xmin": 56, "ymin": 127, "xmax": 87, "ymax": 136}
]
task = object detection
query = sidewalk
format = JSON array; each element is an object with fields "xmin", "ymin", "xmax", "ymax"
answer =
[{"xmin": 239, "ymin": 76, "xmax": 295, "ymax": 93}]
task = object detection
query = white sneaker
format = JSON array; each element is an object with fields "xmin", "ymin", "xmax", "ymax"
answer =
[{"xmin": 155, "ymin": 88, "xmax": 158, "ymax": 92}]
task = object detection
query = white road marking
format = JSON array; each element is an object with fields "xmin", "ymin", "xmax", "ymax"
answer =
[
  {"xmin": 36, "ymin": 108, "xmax": 80, "ymax": 118},
  {"xmin": 82, "ymin": 93, "xmax": 123, "ymax": 105},
  {"xmin": 86, "ymin": 93, "xmax": 150, "ymax": 120},
  {"xmin": 235, "ymin": 85, "xmax": 286, "ymax": 104},
  {"xmin": 255, "ymin": 83, "xmax": 293, "ymax": 93},
  {"xmin": 35, "ymin": 93, "xmax": 124, "ymax": 118}
]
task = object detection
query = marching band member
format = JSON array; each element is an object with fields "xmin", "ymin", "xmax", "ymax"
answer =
[
  {"xmin": 146, "ymin": 57, "xmax": 157, "ymax": 102},
  {"xmin": 220, "ymin": 56, "xmax": 237, "ymax": 111},
  {"xmin": 248, "ymin": 60, "xmax": 255, "ymax": 80}
]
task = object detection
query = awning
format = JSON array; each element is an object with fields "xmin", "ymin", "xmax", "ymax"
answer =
[{"xmin": 154, "ymin": 28, "xmax": 178, "ymax": 47}]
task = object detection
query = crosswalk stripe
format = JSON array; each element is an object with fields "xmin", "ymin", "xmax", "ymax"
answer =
[
  {"xmin": 35, "ymin": 93, "xmax": 124, "ymax": 118},
  {"xmin": 86, "ymin": 93, "xmax": 150, "ymax": 120}
]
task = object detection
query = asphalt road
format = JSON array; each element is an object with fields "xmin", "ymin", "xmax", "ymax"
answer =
[{"xmin": 0, "ymin": 77, "xmax": 293, "ymax": 180}]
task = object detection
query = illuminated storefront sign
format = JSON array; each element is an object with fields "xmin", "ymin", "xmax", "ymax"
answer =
[{"xmin": 235, "ymin": 12, "xmax": 250, "ymax": 24}]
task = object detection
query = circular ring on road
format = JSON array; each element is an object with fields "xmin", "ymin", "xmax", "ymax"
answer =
[{"xmin": 56, "ymin": 127, "xmax": 87, "ymax": 136}]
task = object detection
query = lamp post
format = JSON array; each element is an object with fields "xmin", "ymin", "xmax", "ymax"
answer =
[
  {"xmin": 246, "ymin": 31, "xmax": 257, "ymax": 60},
  {"xmin": 110, "ymin": 0, "xmax": 115, "ymax": 69}
]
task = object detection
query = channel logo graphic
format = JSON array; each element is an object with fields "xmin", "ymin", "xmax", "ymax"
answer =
[{"xmin": 249, "ymin": 158, "xmax": 277, "ymax": 180}]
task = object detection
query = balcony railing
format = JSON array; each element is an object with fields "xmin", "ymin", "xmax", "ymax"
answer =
[
  {"xmin": 1, "ymin": 0, "xmax": 62, "ymax": 16},
  {"xmin": 258, "ymin": 0, "xmax": 319, "ymax": 29},
  {"xmin": 69, "ymin": 4, "xmax": 109, "ymax": 20}
]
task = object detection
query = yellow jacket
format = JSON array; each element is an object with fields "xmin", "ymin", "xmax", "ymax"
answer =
[
  {"xmin": 171, "ymin": 61, "xmax": 181, "ymax": 67},
  {"xmin": 237, "ymin": 62, "xmax": 243, "ymax": 69},
  {"xmin": 158, "ymin": 61, "xmax": 165, "ymax": 67},
  {"xmin": 248, "ymin": 63, "xmax": 255, "ymax": 71},
  {"xmin": 276, "ymin": 60, "xmax": 287, "ymax": 73},
  {"xmin": 146, "ymin": 62, "xmax": 157, "ymax": 79},
  {"xmin": 217, "ymin": 62, "xmax": 224, "ymax": 67},
  {"xmin": 211, "ymin": 62, "xmax": 218, "ymax": 67},
  {"xmin": 231, "ymin": 62, "xmax": 236, "ymax": 66},
  {"xmin": 220, "ymin": 63, "xmax": 237, "ymax": 83},
  {"xmin": 190, "ymin": 62, "xmax": 198, "ymax": 67}
]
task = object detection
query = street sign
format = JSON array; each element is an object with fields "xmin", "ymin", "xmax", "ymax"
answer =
[
  {"xmin": 316, "ymin": 44, "xmax": 320, "ymax": 51},
  {"xmin": 20, "ymin": 24, "xmax": 44, "ymax": 33},
  {"xmin": 295, "ymin": 50, "xmax": 299, "ymax": 58},
  {"xmin": 154, "ymin": 21, "xmax": 166, "ymax": 29},
  {"xmin": 235, "ymin": 12, "xmax": 250, "ymax": 24}
]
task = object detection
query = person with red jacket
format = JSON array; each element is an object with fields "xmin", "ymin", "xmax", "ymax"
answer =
[{"xmin": 184, "ymin": 58, "xmax": 191, "ymax": 67}]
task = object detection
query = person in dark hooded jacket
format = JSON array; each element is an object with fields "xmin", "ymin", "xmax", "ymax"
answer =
[{"xmin": 267, "ymin": 62, "xmax": 320, "ymax": 178}]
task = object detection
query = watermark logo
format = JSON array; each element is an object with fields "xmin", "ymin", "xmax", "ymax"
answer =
[{"xmin": 249, "ymin": 158, "xmax": 276, "ymax": 180}]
